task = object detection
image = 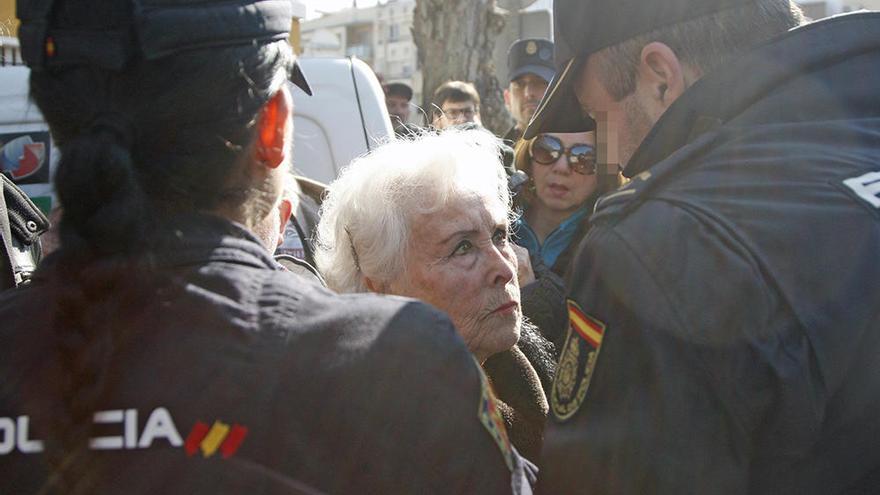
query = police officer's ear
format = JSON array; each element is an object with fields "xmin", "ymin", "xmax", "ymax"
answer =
[
  {"xmin": 254, "ymin": 85, "xmax": 293, "ymax": 170},
  {"xmin": 636, "ymin": 42, "xmax": 693, "ymax": 114}
]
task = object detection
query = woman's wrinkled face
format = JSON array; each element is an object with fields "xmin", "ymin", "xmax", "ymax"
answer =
[
  {"xmin": 388, "ymin": 193, "xmax": 521, "ymax": 363},
  {"xmin": 531, "ymin": 131, "xmax": 598, "ymax": 216}
]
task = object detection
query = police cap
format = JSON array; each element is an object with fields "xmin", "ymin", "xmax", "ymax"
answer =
[
  {"xmin": 507, "ymin": 38, "xmax": 555, "ymax": 84},
  {"xmin": 17, "ymin": 0, "xmax": 312, "ymax": 95}
]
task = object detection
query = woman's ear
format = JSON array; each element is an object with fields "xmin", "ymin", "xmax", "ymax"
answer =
[
  {"xmin": 254, "ymin": 85, "xmax": 292, "ymax": 169},
  {"xmin": 364, "ymin": 276, "xmax": 386, "ymax": 294}
]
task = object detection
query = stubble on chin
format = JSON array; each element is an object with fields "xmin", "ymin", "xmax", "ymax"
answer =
[
  {"xmin": 594, "ymin": 110, "xmax": 622, "ymax": 174},
  {"xmin": 620, "ymin": 94, "xmax": 654, "ymax": 169}
]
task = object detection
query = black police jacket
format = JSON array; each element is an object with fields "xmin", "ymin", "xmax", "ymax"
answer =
[
  {"xmin": 540, "ymin": 12, "xmax": 880, "ymax": 495},
  {"xmin": 0, "ymin": 214, "xmax": 534, "ymax": 494}
]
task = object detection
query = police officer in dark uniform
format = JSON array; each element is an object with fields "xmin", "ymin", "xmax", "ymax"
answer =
[
  {"xmin": 523, "ymin": 0, "xmax": 880, "ymax": 493},
  {"xmin": 502, "ymin": 38, "xmax": 555, "ymax": 145},
  {"xmin": 0, "ymin": 174, "xmax": 48, "ymax": 290},
  {"xmin": 0, "ymin": 1, "xmax": 535, "ymax": 493}
]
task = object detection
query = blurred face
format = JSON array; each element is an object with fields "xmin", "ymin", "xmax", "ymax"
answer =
[
  {"xmin": 386, "ymin": 94, "xmax": 411, "ymax": 124},
  {"xmin": 388, "ymin": 193, "xmax": 521, "ymax": 363},
  {"xmin": 529, "ymin": 132, "xmax": 598, "ymax": 216},
  {"xmin": 575, "ymin": 52, "xmax": 654, "ymax": 169},
  {"xmin": 434, "ymin": 100, "xmax": 480, "ymax": 129},
  {"xmin": 506, "ymin": 73, "xmax": 549, "ymax": 128}
]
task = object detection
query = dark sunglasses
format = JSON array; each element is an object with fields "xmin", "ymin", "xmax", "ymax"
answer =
[{"xmin": 529, "ymin": 134, "xmax": 596, "ymax": 175}]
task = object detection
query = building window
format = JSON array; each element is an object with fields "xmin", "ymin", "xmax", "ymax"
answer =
[{"xmin": 389, "ymin": 23, "xmax": 399, "ymax": 41}]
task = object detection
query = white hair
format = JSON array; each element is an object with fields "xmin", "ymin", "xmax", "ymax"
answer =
[{"xmin": 315, "ymin": 128, "xmax": 511, "ymax": 293}]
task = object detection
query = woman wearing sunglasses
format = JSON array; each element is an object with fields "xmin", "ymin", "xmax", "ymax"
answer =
[{"xmin": 513, "ymin": 132, "xmax": 621, "ymax": 280}]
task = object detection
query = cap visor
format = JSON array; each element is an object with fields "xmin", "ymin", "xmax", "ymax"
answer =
[
  {"xmin": 291, "ymin": 59, "xmax": 313, "ymax": 96},
  {"xmin": 509, "ymin": 65, "xmax": 556, "ymax": 85},
  {"xmin": 522, "ymin": 58, "xmax": 594, "ymax": 139}
]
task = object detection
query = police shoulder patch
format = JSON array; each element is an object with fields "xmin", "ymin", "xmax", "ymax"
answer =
[
  {"xmin": 550, "ymin": 300, "xmax": 606, "ymax": 422},
  {"xmin": 475, "ymin": 357, "xmax": 514, "ymax": 471}
]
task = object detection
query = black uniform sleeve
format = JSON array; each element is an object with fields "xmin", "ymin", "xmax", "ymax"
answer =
[
  {"xmin": 520, "ymin": 255, "xmax": 568, "ymax": 352},
  {"xmin": 539, "ymin": 202, "xmax": 821, "ymax": 494}
]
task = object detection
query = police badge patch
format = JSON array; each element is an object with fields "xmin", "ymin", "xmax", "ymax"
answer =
[{"xmin": 550, "ymin": 300, "xmax": 606, "ymax": 422}]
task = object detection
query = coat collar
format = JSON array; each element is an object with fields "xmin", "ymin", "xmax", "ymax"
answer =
[{"xmin": 155, "ymin": 213, "xmax": 279, "ymax": 271}]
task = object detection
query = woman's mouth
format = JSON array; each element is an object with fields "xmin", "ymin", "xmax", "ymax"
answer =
[
  {"xmin": 547, "ymin": 184, "xmax": 569, "ymax": 197},
  {"xmin": 491, "ymin": 301, "xmax": 520, "ymax": 315}
]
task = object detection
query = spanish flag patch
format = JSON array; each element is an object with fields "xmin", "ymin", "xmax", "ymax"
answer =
[{"xmin": 550, "ymin": 299, "xmax": 606, "ymax": 422}]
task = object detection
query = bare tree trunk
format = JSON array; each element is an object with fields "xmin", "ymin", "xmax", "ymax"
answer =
[{"xmin": 412, "ymin": 0, "xmax": 512, "ymax": 135}]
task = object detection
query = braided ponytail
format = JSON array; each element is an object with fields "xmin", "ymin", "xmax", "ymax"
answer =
[
  {"xmin": 41, "ymin": 114, "xmax": 156, "ymax": 493},
  {"xmin": 56, "ymin": 116, "xmax": 149, "ymax": 256}
]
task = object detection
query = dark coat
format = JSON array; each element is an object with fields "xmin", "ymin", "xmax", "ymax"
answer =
[
  {"xmin": 520, "ymin": 256, "xmax": 569, "ymax": 358},
  {"xmin": 0, "ymin": 214, "xmax": 535, "ymax": 494},
  {"xmin": 540, "ymin": 13, "xmax": 880, "ymax": 494},
  {"xmin": 547, "ymin": 215, "xmax": 590, "ymax": 282},
  {"xmin": 483, "ymin": 344, "xmax": 549, "ymax": 463}
]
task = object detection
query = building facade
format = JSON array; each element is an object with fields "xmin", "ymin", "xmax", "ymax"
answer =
[
  {"xmin": 798, "ymin": 0, "xmax": 880, "ymax": 18},
  {"xmin": 300, "ymin": 0, "xmax": 553, "ymax": 123},
  {"xmin": 301, "ymin": 0, "xmax": 423, "ymax": 107}
]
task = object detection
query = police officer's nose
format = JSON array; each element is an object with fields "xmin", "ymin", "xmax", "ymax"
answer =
[{"xmin": 524, "ymin": 82, "xmax": 541, "ymax": 102}]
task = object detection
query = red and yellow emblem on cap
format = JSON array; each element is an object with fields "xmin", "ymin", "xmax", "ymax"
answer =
[
  {"xmin": 45, "ymin": 36, "xmax": 56, "ymax": 58},
  {"xmin": 550, "ymin": 300, "xmax": 606, "ymax": 421}
]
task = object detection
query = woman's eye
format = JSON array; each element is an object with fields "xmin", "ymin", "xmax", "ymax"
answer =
[
  {"xmin": 492, "ymin": 228, "xmax": 509, "ymax": 245},
  {"xmin": 451, "ymin": 240, "xmax": 474, "ymax": 256}
]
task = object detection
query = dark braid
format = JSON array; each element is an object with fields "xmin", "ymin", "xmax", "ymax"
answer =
[
  {"xmin": 28, "ymin": 39, "xmax": 294, "ymax": 493},
  {"xmin": 40, "ymin": 122, "xmax": 152, "ymax": 493}
]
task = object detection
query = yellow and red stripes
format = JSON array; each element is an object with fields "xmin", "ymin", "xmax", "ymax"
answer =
[
  {"xmin": 567, "ymin": 300, "xmax": 604, "ymax": 349},
  {"xmin": 184, "ymin": 420, "xmax": 248, "ymax": 458}
]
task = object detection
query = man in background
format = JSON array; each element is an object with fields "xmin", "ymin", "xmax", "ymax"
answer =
[
  {"xmin": 502, "ymin": 38, "xmax": 555, "ymax": 144},
  {"xmin": 383, "ymin": 81, "xmax": 415, "ymax": 136},
  {"xmin": 431, "ymin": 80, "xmax": 482, "ymax": 130}
]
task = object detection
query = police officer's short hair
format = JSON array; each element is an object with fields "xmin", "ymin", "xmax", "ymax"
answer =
[{"xmin": 597, "ymin": 0, "xmax": 806, "ymax": 100}]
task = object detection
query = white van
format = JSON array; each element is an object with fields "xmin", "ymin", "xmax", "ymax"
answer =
[
  {"xmin": 291, "ymin": 57, "xmax": 394, "ymax": 184},
  {"xmin": 281, "ymin": 57, "xmax": 394, "ymax": 263}
]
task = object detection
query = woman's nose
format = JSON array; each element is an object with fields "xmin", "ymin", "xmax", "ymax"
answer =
[
  {"xmin": 488, "ymin": 244, "xmax": 516, "ymax": 287},
  {"xmin": 550, "ymin": 152, "xmax": 571, "ymax": 174}
]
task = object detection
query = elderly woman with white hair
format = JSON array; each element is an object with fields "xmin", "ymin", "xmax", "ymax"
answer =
[{"xmin": 315, "ymin": 129, "xmax": 555, "ymax": 460}]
